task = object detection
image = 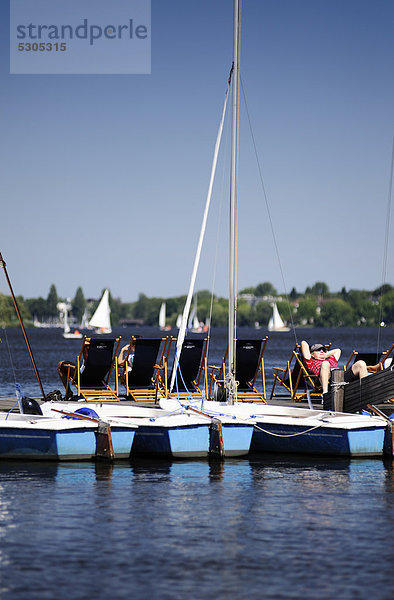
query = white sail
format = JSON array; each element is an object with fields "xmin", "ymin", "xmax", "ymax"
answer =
[
  {"xmin": 63, "ymin": 308, "xmax": 70, "ymax": 334},
  {"xmin": 81, "ymin": 308, "xmax": 90, "ymax": 329},
  {"xmin": 176, "ymin": 314, "xmax": 182, "ymax": 329},
  {"xmin": 159, "ymin": 302, "xmax": 166, "ymax": 329},
  {"xmin": 89, "ymin": 289, "xmax": 111, "ymax": 333},
  {"xmin": 268, "ymin": 302, "xmax": 290, "ymax": 332}
]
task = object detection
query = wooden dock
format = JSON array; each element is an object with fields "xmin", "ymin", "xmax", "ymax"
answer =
[{"xmin": 1, "ymin": 395, "xmax": 393, "ymax": 416}]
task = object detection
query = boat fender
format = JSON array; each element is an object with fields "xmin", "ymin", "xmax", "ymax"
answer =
[{"xmin": 21, "ymin": 397, "xmax": 43, "ymax": 416}]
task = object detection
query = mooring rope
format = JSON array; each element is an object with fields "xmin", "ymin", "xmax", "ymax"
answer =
[{"xmin": 253, "ymin": 422, "xmax": 324, "ymax": 437}]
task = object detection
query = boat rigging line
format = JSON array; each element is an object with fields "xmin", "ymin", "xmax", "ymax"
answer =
[
  {"xmin": 377, "ymin": 132, "xmax": 393, "ymax": 354},
  {"xmin": 239, "ymin": 77, "xmax": 298, "ymax": 346},
  {"xmin": 0, "ymin": 252, "xmax": 46, "ymax": 400}
]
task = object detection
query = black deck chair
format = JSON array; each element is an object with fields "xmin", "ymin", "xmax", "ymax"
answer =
[
  {"xmin": 345, "ymin": 343, "xmax": 394, "ymax": 372},
  {"xmin": 74, "ymin": 337, "xmax": 121, "ymax": 401},
  {"xmin": 209, "ymin": 337, "xmax": 268, "ymax": 402},
  {"xmin": 167, "ymin": 338, "xmax": 208, "ymax": 398},
  {"xmin": 123, "ymin": 337, "xmax": 169, "ymax": 401}
]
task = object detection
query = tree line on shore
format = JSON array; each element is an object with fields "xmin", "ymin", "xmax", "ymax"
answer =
[{"xmin": 0, "ymin": 281, "xmax": 393, "ymax": 329}]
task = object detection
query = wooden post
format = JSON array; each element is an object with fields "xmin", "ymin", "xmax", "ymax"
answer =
[
  {"xmin": 96, "ymin": 422, "xmax": 115, "ymax": 461},
  {"xmin": 209, "ymin": 419, "xmax": 225, "ymax": 459},
  {"xmin": 332, "ymin": 369, "xmax": 344, "ymax": 412}
]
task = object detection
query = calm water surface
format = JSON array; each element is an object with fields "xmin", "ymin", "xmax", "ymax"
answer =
[
  {"xmin": 0, "ymin": 457, "xmax": 394, "ymax": 599},
  {"xmin": 0, "ymin": 327, "xmax": 394, "ymax": 599}
]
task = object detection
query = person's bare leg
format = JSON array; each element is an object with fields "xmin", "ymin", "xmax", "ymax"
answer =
[
  {"xmin": 319, "ymin": 361, "xmax": 331, "ymax": 393},
  {"xmin": 352, "ymin": 360, "xmax": 368, "ymax": 379}
]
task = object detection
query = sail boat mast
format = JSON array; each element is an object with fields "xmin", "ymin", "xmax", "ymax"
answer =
[{"xmin": 228, "ymin": 0, "xmax": 241, "ymax": 404}]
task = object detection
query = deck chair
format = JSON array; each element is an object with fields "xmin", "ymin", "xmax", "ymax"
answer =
[
  {"xmin": 270, "ymin": 344, "xmax": 326, "ymax": 402},
  {"xmin": 208, "ymin": 337, "xmax": 268, "ymax": 403},
  {"xmin": 122, "ymin": 337, "xmax": 170, "ymax": 402},
  {"xmin": 345, "ymin": 343, "xmax": 394, "ymax": 373},
  {"xmin": 164, "ymin": 337, "xmax": 208, "ymax": 399},
  {"xmin": 65, "ymin": 337, "xmax": 121, "ymax": 402}
]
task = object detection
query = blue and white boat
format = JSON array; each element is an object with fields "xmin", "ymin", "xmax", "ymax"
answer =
[
  {"xmin": 0, "ymin": 411, "xmax": 137, "ymax": 461},
  {"xmin": 41, "ymin": 400, "xmax": 255, "ymax": 459},
  {"xmin": 189, "ymin": 401, "xmax": 387, "ymax": 458}
]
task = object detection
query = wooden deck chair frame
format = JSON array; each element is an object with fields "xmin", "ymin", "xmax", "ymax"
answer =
[
  {"xmin": 123, "ymin": 336, "xmax": 170, "ymax": 402},
  {"xmin": 344, "ymin": 343, "xmax": 394, "ymax": 373},
  {"xmin": 75, "ymin": 336, "xmax": 121, "ymax": 402},
  {"xmin": 162, "ymin": 337, "xmax": 209, "ymax": 400},
  {"xmin": 208, "ymin": 337, "xmax": 268, "ymax": 403},
  {"xmin": 270, "ymin": 343, "xmax": 330, "ymax": 402}
]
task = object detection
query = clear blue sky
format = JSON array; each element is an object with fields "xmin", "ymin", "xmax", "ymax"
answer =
[{"xmin": 1, "ymin": 0, "xmax": 393, "ymax": 303}]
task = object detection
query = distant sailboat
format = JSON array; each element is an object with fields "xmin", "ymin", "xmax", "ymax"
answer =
[
  {"xmin": 57, "ymin": 301, "xmax": 83, "ymax": 339},
  {"xmin": 188, "ymin": 296, "xmax": 208, "ymax": 333},
  {"xmin": 89, "ymin": 289, "xmax": 112, "ymax": 334},
  {"xmin": 268, "ymin": 302, "xmax": 290, "ymax": 332},
  {"xmin": 81, "ymin": 307, "xmax": 90, "ymax": 330},
  {"xmin": 159, "ymin": 302, "xmax": 171, "ymax": 331}
]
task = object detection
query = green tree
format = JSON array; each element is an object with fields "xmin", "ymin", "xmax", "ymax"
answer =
[
  {"xmin": 381, "ymin": 289, "xmax": 394, "ymax": 325},
  {"xmin": 310, "ymin": 281, "xmax": 329, "ymax": 297},
  {"xmin": 72, "ymin": 287, "xmax": 86, "ymax": 323},
  {"xmin": 0, "ymin": 293, "xmax": 14, "ymax": 325},
  {"xmin": 211, "ymin": 299, "xmax": 228, "ymax": 327},
  {"xmin": 108, "ymin": 291, "xmax": 122, "ymax": 327},
  {"xmin": 255, "ymin": 282, "xmax": 277, "ymax": 297},
  {"xmin": 46, "ymin": 284, "xmax": 59, "ymax": 317},
  {"xmin": 254, "ymin": 301, "xmax": 271, "ymax": 327},
  {"xmin": 237, "ymin": 299, "xmax": 252, "ymax": 326},
  {"xmin": 26, "ymin": 297, "xmax": 47, "ymax": 321},
  {"xmin": 316, "ymin": 299, "xmax": 354, "ymax": 327},
  {"xmin": 346, "ymin": 290, "xmax": 378, "ymax": 326},
  {"xmin": 0, "ymin": 294, "xmax": 30, "ymax": 326},
  {"xmin": 133, "ymin": 293, "xmax": 149, "ymax": 321},
  {"xmin": 295, "ymin": 297, "xmax": 317, "ymax": 325},
  {"xmin": 373, "ymin": 284, "xmax": 393, "ymax": 297},
  {"xmin": 239, "ymin": 286, "xmax": 256, "ymax": 295}
]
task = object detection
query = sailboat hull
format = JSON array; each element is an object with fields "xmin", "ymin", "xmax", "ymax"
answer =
[
  {"xmin": 192, "ymin": 401, "xmax": 387, "ymax": 457},
  {"xmin": 131, "ymin": 423, "xmax": 210, "ymax": 458},
  {"xmin": 0, "ymin": 422, "xmax": 97, "ymax": 460},
  {"xmin": 131, "ymin": 421, "xmax": 254, "ymax": 458},
  {"xmin": 221, "ymin": 423, "xmax": 254, "ymax": 457},
  {"xmin": 251, "ymin": 422, "xmax": 386, "ymax": 457},
  {"xmin": 0, "ymin": 414, "xmax": 137, "ymax": 461}
]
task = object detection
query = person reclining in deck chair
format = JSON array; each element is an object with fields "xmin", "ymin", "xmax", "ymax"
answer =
[
  {"xmin": 57, "ymin": 340, "xmax": 90, "ymax": 400},
  {"xmin": 300, "ymin": 341, "xmax": 369, "ymax": 396},
  {"xmin": 118, "ymin": 335, "xmax": 142, "ymax": 373}
]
